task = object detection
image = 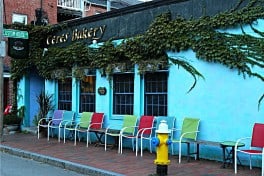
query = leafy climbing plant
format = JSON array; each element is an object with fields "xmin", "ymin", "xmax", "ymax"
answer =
[{"xmin": 8, "ymin": 0, "xmax": 264, "ymax": 108}]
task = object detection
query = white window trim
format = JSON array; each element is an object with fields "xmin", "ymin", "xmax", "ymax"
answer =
[{"xmin": 12, "ymin": 13, "xmax": 28, "ymax": 25}]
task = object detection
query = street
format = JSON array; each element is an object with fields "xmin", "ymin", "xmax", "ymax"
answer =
[{"xmin": 0, "ymin": 152, "xmax": 86, "ymax": 176}]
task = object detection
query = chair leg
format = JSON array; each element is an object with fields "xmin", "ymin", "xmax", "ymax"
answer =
[
  {"xmin": 74, "ymin": 130, "xmax": 77, "ymax": 146},
  {"xmin": 234, "ymin": 148, "xmax": 238, "ymax": 174},
  {"xmin": 47, "ymin": 127, "xmax": 50, "ymax": 141},
  {"xmin": 141, "ymin": 137, "xmax": 143, "ymax": 157},
  {"xmin": 136, "ymin": 137, "xmax": 139, "ymax": 156},
  {"xmin": 118, "ymin": 136, "xmax": 121, "ymax": 154},
  {"xmin": 58, "ymin": 128, "xmax": 61, "ymax": 142},
  {"xmin": 37, "ymin": 126, "xmax": 40, "ymax": 139},
  {"xmin": 149, "ymin": 139, "xmax": 152, "ymax": 153},
  {"xmin": 120, "ymin": 136, "xmax": 123, "ymax": 154},
  {"xmin": 249, "ymin": 155, "xmax": 252, "ymax": 170},
  {"xmin": 104, "ymin": 134, "xmax": 107, "ymax": 151},
  {"xmin": 179, "ymin": 142, "xmax": 182, "ymax": 163},
  {"xmin": 86, "ymin": 132, "xmax": 89, "ymax": 147},
  {"xmin": 132, "ymin": 138, "xmax": 134, "ymax": 151}
]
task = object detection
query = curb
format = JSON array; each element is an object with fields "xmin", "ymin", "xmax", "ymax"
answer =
[{"xmin": 0, "ymin": 145, "xmax": 125, "ymax": 176}]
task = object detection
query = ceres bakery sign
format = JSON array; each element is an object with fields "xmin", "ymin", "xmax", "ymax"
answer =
[{"xmin": 46, "ymin": 25, "xmax": 106, "ymax": 46}]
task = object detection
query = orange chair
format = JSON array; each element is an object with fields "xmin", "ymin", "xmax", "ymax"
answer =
[{"xmin": 234, "ymin": 123, "xmax": 264, "ymax": 174}]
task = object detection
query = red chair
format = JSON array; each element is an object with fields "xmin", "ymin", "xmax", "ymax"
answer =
[
  {"xmin": 234, "ymin": 123, "xmax": 264, "ymax": 174},
  {"xmin": 136, "ymin": 115, "xmax": 155, "ymax": 157},
  {"xmin": 86, "ymin": 112, "xmax": 104, "ymax": 147}
]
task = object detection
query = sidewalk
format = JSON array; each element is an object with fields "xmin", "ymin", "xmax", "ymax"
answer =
[{"xmin": 0, "ymin": 132, "xmax": 262, "ymax": 176}]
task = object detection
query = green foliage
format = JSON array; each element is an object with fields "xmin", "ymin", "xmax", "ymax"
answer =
[
  {"xmin": 33, "ymin": 91, "xmax": 55, "ymax": 126},
  {"xmin": 8, "ymin": 0, "xmax": 264, "ymax": 107},
  {"xmin": 3, "ymin": 106, "xmax": 25, "ymax": 125}
]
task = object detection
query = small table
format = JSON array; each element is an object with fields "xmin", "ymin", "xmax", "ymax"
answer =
[
  {"xmin": 220, "ymin": 141, "xmax": 245, "ymax": 168},
  {"xmin": 89, "ymin": 128, "xmax": 106, "ymax": 146}
]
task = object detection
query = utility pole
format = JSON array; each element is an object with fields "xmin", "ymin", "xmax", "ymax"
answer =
[{"xmin": 0, "ymin": 0, "xmax": 5, "ymax": 142}]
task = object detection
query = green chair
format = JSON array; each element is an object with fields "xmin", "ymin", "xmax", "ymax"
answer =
[
  {"xmin": 70, "ymin": 112, "xmax": 93, "ymax": 147},
  {"xmin": 171, "ymin": 117, "xmax": 200, "ymax": 163},
  {"xmin": 104, "ymin": 115, "xmax": 137, "ymax": 153}
]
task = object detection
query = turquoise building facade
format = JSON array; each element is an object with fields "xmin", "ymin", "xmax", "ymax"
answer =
[{"xmin": 17, "ymin": 2, "xmax": 263, "ymax": 168}]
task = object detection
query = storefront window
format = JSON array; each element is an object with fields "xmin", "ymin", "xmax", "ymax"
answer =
[
  {"xmin": 58, "ymin": 78, "xmax": 72, "ymax": 110},
  {"xmin": 113, "ymin": 73, "xmax": 134, "ymax": 115},
  {"xmin": 80, "ymin": 75, "xmax": 96, "ymax": 112},
  {"xmin": 144, "ymin": 72, "xmax": 168, "ymax": 116}
]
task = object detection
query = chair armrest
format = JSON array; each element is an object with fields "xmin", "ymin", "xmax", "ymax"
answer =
[
  {"xmin": 48, "ymin": 118, "xmax": 62, "ymax": 126},
  {"xmin": 38, "ymin": 118, "xmax": 50, "ymax": 126},
  {"xmin": 88, "ymin": 122, "xmax": 103, "ymax": 130},
  {"xmin": 235, "ymin": 137, "xmax": 251, "ymax": 149},
  {"xmin": 137, "ymin": 127, "xmax": 154, "ymax": 137},
  {"xmin": 63, "ymin": 120, "xmax": 76, "ymax": 128},
  {"xmin": 105, "ymin": 124, "xmax": 122, "ymax": 133},
  {"xmin": 120, "ymin": 126, "xmax": 138, "ymax": 134}
]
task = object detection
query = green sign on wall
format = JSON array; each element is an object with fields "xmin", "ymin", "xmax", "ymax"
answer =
[{"xmin": 3, "ymin": 29, "xmax": 29, "ymax": 39}]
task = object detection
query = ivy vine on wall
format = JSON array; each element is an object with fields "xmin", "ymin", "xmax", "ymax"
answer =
[{"xmin": 8, "ymin": 0, "xmax": 264, "ymax": 108}]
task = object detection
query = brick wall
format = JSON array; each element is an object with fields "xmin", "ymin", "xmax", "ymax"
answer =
[
  {"xmin": 4, "ymin": 0, "xmax": 57, "ymax": 25},
  {"xmin": 85, "ymin": 5, "xmax": 106, "ymax": 17}
]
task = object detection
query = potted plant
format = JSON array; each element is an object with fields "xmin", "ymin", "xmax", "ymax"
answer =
[
  {"xmin": 3, "ymin": 106, "xmax": 25, "ymax": 133},
  {"xmin": 33, "ymin": 90, "xmax": 54, "ymax": 137}
]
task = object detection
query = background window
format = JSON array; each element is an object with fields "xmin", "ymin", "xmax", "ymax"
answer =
[
  {"xmin": 80, "ymin": 75, "xmax": 96, "ymax": 112},
  {"xmin": 12, "ymin": 13, "xmax": 27, "ymax": 24},
  {"xmin": 58, "ymin": 78, "xmax": 72, "ymax": 110},
  {"xmin": 144, "ymin": 72, "xmax": 168, "ymax": 116},
  {"xmin": 113, "ymin": 73, "xmax": 134, "ymax": 115}
]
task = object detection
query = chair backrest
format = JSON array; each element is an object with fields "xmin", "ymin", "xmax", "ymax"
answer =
[
  {"xmin": 51, "ymin": 110, "xmax": 64, "ymax": 125},
  {"xmin": 138, "ymin": 115, "xmax": 155, "ymax": 135},
  {"xmin": 122, "ymin": 115, "xmax": 138, "ymax": 134},
  {"xmin": 90, "ymin": 112, "xmax": 104, "ymax": 129},
  {"xmin": 251, "ymin": 123, "xmax": 264, "ymax": 148},
  {"xmin": 181, "ymin": 117, "xmax": 200, "ymax": 140},
  {"xmin": 79, "ymin": 112, "xmax": 93, "ymax": 128},
  {"xmin": 61, "ymin": 110, "xmax": 75, "ymax": 125},
  {"xmin": 155, "ymin": 116, "xmax": 176, "ymax": 131}
]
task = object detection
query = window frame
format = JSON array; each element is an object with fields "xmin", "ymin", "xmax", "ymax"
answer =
[
  {"xmin": 112, "ymin": 73, "xmax": 134, "ymax": 115},
  {"xmin": 12, "ymin": 13, "xmax": 27, "ymax": 24},
  {"xmin": 144, "ymin": 71, "xmax": 168, "ymax": 116}
]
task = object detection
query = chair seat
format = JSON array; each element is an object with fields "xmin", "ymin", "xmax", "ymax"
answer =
[{"xmin": 239, "ymin": 149, "xmax": 262, "ymax": 154}]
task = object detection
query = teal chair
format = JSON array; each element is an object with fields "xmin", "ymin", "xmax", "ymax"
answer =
[
  {"xmin": 154, "ymin": 116, "xmax": 176, "ymax": 152},
  {"xmin": 171, "ymin": 117, "xmax": 200, "ymax": 163}
]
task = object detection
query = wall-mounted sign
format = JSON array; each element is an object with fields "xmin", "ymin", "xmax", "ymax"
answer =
[
  {"xmin": 8, "ymin": 38, "xmax": 29, "ymax": 59},
  {"xmin": 98, "ymin": 87, "xmax": 107, "ymax": 95},
  {"xmin": 46, "ymin": 25, "xmax": 106, "ymax": 46},
  {"xmin": 3, "ymin": 29, "xmax": 29, "ymax": 39}
]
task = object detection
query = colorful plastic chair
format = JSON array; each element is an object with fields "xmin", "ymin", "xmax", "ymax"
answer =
[
  {"xmin": 120, "ymin": 115, "xmax": 155, "ymax": 157},
  {"xmin": 38, "ymin": 110, "xmax": 64, "ymax": 140},
  {"xmin": 234, "ymin": 123, "xmax": 264, "ymax": 174},
  {"xmin": 48, "ymin": 110, "xmax": 75, "ymax": 142},
  {"xmin": 63, "ymin": 112, "xmax": 93, "ymax": 145},
  {"xmin": 104, "ymin": 115, "xmax": 137, "ymax": 153},
  {"xmin": 85, "ymin": 112, "xmax": 104, "ymax": 147},
  {"xmin": 171, "ymin": 117, "xmax": 200, "ymax": 163}
]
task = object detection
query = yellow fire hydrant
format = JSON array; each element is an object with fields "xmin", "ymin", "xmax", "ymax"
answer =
[{"xmin": 151, "ymin": 120, "xmax": 171, "ymax": 176}]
